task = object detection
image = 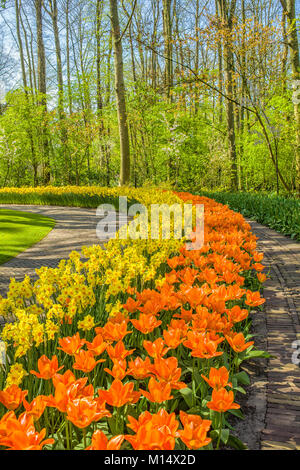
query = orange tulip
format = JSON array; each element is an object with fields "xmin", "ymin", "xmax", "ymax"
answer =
[
  {"xmin": 222, "ymin": 270, "xmax": 238, "ymax": 284},
  {"xmin": 131, "ymin": 314, "xmax": 162, "ymax": 334},
  {"xmin": 183, "ymin": 331, "xmax": 223, "ymax": 359},
  {"xmin": 201, "ymin": 367, "xmax": 231, "ymax": 390},
  {"xmin": 226, "ymin": 305, "xmax": 249, "ymax": 324},
  {"xmin": 122, "ymin": 297, "xmax": 140, "ymax": 313},
  {"xmin": 126, "ymin": 410, "xmax": 177, "ymax": 449},
  {"xmin": 22, "ymin": 395, "xmax": 47, "ymax": 421},
  {"xmin": 225, "ymin": 332, "xmax": 254, "ymax": 353},
  {"xmin": 94, "ymin": 397, "xmax": 112, "ymax": 418},
  {"xmin": 252, "ymin": 263, "xmax": 265, "ymax": 272},
  {"xmin": 167, "ymin": 256, "xmax": 181, "ymax": 269},
  {"xmin": 125, "ymin": 426, "xmax": 176, "ymax": 450},
  {"xmin": 150, "ymin": 357, "xmax": 186, "ymax": 390},
  {"xmin": 253, "ymin": 251, "xmax": 264, "ymax": 262},
  {"xmin": 46, "ymin": 378, "xmax": 92, "ymax": 413},
  {"xmin": 96, "ymin": 320, "xmax": 132, "ymax": 342},
  {"xmin": 137, "ymin": 288, "xmax": 162, "ymax": 304},
  {"xmin": 109, "ymin": 312, "xmax": 130, "ymax": 324},
  {"xmin": 127, "ymin": 410, "xmax": 154, "ymax": 433},
  {"xmin": 45, "ymin": 382, "xmax": 70, "ymax": 413},
  {"xmin": 73, "ymin": 350, "xmax": 105, "ymax": 373},
  {"xmin": 86, "ymin": 430, "xmax": 124, "ymax": 450},
  {"xmin": 66, "ymin": 397, "xmax": 110, "ymax": 428},
  {"xmin": 148, "ymin": 408, "xmax": 179, "ymax": 433},
  {"xmin": 52, "ymin": 370, "xmax": 76, "ymax": 388},
  {"xmin": 85, "ymin": 334, "xmax": 107, "ymax": 356},
  {"xmin": 104, "ymin": 359, "xmax": 127, "ymax": 380},
  {"xmin": 193, "ymin": 309, "xmax": 228, "ymax": 333},
  {"xmin": 125, "ymin": 426, "xmax": 175, "ymax": 450},
  {"xmin": 106, "ymin": 341, "xmax": 135, "ymax": 361},
  {"xmin": 226, "ymin": 284, "xmax": 245, "ymax": 300},
  {"xmin": 0, "ymin": 385, "xmax": 28, "ymax": 411},
  {"xmin": 0, "ymin": 411, "xmax": 14, "ymax": 438},
  {"xmin": 207, "ymin": 297, "xmax": 226, "ymax": 314},
  {"xmin": 169, "ymin": 319, "xmax": 189, "ymax": 334},
  {"xmin": 30, "ymin": 355, "xmax": 64, "ymax": 380},
  {"xmin": 0, "ymin": 411, "xmax": 54, "ymax": 450},
  {"xmin": 180, "ymin": 286, "xmax": 207, "ymax": 309},
  {"xmin": 143, "ymin": 338, "xmax": 170, "ymax": 359},
  {"xmin": 57, "ymin": 333, "xmax": 85, "ymax": 356},
  {"xmin": 178, "ymin": 411, "xmax": 212, "ymax": 449},
  {"xmin": 198, "ymin": 267, "xmax": 219, "ymax": 286},
  {"xmin": 163, "ymin": 328, "xmax": 185, "ymax": 349},
  {"xmin": 138, "ymin": 298, "xmax": 165, "ymax": 316},
  {"xmin": 127, "ymin": 409, "xmax": 179, "ymax": 435},
  {"xmin": 125, "ymin": 409, "xmax": 178, "ymax": 450},
  {"xmin": 127, "ymin": 356, "xmax": 153, "ymax": 380},
  {"xmin": 257, "ymin": 273, "xmax": 268, "ymax": 283},
  {"xmin": 97, "ymin": 379, "xmax": 141, "ymax": 408},
  {"xmin": 245, "ymin": 290, "xmax": 265, "ymax": 307},
  {"xmin": 141, "ymin": 377, "xmax": 173, "ymax": 403},
  {"xmin": 207, "ymin": 388, "xmax": 240, "ymax": 413}
]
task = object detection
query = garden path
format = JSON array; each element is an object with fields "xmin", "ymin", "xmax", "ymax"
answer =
[
  {"xmin": 0, "ymin": 205, "xmax": 128, "ymax": 298},
  {"xmin": 246, "ymin": 220, "xmax": 300, "ymax": 450}
]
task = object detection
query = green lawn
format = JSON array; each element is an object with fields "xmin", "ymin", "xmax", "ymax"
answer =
[{"xmin": 0, "ymin": 209, "xmax": 55, "ymax": 265}]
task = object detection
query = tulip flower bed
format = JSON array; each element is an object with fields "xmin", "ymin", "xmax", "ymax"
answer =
[
  {"xmin": 0, "ymin": 189, "xmax": 268, "ymax": 450},
  {"xmin": 199, "ymin": 190, "xmax": 300, "ymax": 241}
]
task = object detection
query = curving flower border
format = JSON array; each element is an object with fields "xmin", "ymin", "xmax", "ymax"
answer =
[{"xmin": 0, "ymin": 189, "xmax": 268, "ymax": 450}]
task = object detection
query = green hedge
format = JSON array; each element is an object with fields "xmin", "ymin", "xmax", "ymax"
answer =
[{"xmin": 198, "ymin": 191, "xmax": 300, "ymax": 241}]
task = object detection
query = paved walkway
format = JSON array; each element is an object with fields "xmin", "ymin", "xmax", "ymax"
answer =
[
  {"xmin": 0, "ymin": 205, "xmax": 128, "ymax": 297},
  {"xmin": 247, "ymin": 220, "xmax": 300, "ymax": 450}
]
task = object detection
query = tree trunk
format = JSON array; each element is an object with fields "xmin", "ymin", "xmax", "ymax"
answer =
[
  {"xmin": 109, "ymin": 0, "xmax": 130, "ymax": 186},
  {"xmin": 35, "ymin": 0, "xmax": 50, "ymax": 183},
  {"xmin": 281, "ymin": 8, "xmax": 288, "ymax": 92},
  {"xmin": 151, "ymin": 0, "xmax": 159, "ymax": 90},
  {"xmin": 281, "ymin": 0, "xmax": 300, "ymax": 193},
  {"xmin": 48, "ymin": 0, "xmax": 64, "ymax": 118},
  {"xmin": 47, "ymin": 0, "xmax": 69, "ymax": 182},
  {"xmin": 218, "ymin": 0, "xmax": 238, "ymax": 191},
  {"xmin": 15, "ymin": 0, "xmax": 38, "ymax": 186},
  {"xmin": 162, "ymin": 0, "xmax": 173, "ymax": 102},
  {"xmin": 19, "ymin": 6, "xmax": 34, "ymax": 98},
  {"xmin": 65, "ymin": 0, "xmax": 73, "ymax": 115},
  {"xmin": 215, "ymin": 0, "xmax": 223, "ymax": 124},
  {"xmin": 96, "ymin": 0, "xmax": 106, "ymax": 173}
]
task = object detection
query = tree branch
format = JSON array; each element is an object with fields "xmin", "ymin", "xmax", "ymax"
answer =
[
  {"xmin": 132, "ymin": 34, "xmax": 255, "ymax": 114},
  {"xmin": 119, "ymin": 0, "xmax": 137, "ymax": 43}
]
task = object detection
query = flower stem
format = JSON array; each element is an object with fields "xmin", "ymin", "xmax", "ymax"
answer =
[{"xmin": 216, "ymin": 412, "xmax": 223, "ymax": 450}]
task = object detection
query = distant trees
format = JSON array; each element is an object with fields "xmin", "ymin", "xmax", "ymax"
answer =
[
  {"xmin": 217, "ymin": 0, "xmax": 238, "ymax": 191},
  {"xmin": 109, "ymin": 0, "xmax": 131, "ymax": 186},
  {"xmin": 0, "ymin": 0, "xmax": 299, "ymax": 193},
  {"xmin": 280, "ymin": 0, "xmax": 300, "ymax": 193}
]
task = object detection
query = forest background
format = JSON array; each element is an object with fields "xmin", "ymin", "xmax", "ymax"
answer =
[{"xmin": 0, "ymin": 0, "xmax": 299, "ymax": 196}]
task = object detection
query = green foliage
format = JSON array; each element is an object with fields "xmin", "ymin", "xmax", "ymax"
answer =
[
  {"xmin": 199, "ymin": 191, "xmax": 300, "ymax": 241},
  {"xmin": 0, "ymin": 77, "xmax": 298, "ymax": 195}
]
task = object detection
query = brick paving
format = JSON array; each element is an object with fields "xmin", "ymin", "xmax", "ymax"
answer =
[
  {"xmin": 0, "ymin": 205, "xmax": 128, "ymax": 297},
  {"xmin": 247, "ymin": 220, "xmax": 300, "ymax": 450}
]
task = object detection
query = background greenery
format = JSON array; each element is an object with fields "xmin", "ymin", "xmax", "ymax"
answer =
[
  {"xmin": 199, "ymin": 191, "xmax": 300, "ymax": 241},
  {"xmin": 0, "ymin": 1, "xmax": 299, "ymax": 195}
]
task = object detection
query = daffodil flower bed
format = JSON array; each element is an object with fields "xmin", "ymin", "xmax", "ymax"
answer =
[
  {"xmin": 0, "ymin": 188, "xmax": 269, "ymax": 450},
  {"xmin": 0, "ymin": 185, "xmax": 177, "ymax": 209}
]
